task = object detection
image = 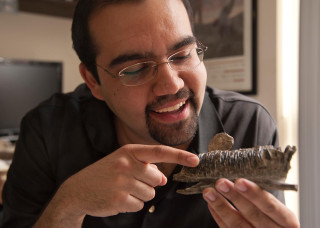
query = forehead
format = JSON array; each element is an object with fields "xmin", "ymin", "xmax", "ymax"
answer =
[{"xmin": 89, "ymin": 0, "xmax": 193, "ymax": 60}]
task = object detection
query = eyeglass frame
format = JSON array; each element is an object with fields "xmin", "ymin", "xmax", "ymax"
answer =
[{"xmin": 96, "ymin": 39, "xmax": 208, "ymax": 86}]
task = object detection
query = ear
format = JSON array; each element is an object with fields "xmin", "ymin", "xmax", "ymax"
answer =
[{"xmin": 79, "ymin": 63, "xmax": 104, "ymax": 100}]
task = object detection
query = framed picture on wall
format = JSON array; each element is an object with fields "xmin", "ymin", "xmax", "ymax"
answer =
[{"xmin": 191, "ymin": 0, "xmax": 257, "ymax": 94}]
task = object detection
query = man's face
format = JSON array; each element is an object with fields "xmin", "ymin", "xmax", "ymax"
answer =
[{"xmin": 88, "ymin": 0, "xmax": 207, "ymax": 147}]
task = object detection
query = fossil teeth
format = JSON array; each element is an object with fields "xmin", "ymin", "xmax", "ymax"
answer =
[
  {"xmin": 155, "ymin": 101, "xmax": 185, "ymax": 113},
  {"xmin": 173, "ymin": 133, "xmax": 298, "ymax": 195}
]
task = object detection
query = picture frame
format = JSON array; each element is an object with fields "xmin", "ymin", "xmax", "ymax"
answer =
[{"xmin": 192, "ymin": 0, "xmax": 257, "ymax": 94}]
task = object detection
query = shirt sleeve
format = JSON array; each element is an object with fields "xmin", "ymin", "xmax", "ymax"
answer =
[{"xmin": 1, "ymin": 110, "xmax": 56, "ymax": 227}]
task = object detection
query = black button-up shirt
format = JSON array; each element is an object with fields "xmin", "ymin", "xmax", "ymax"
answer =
[{"xmin": 1, "ymin": 84, "xmax": 284, "ymax": 227}]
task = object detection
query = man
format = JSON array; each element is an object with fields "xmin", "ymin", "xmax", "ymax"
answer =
[{"xmin": 1, "ymin": 0, "xmax": 299, "ymax": 227}]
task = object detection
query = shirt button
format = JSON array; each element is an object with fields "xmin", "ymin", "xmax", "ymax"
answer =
[{"xmin": 148, "ymin": 205, "xmax": 155, "ymax": 213}]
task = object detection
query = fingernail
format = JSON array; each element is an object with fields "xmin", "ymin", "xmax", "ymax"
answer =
[
  {"xmin": 204, "ymin": 190, "xmax": 217, "ymax": 202},
  {"xmin": 235, "ymin": 180, "xmax": 248, "ymax": 192},
  {"xmin": 187, "ymin": 156, "xmax": 199, "ymax": 166},
  {"xmin": 217, "ymin": 181, "xmax": 230, "ymax": 193}
]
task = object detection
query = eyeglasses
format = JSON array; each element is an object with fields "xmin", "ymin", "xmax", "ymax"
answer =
[{"xmin": 96, "ymin": 40, "xmax": 208, "ymax": 86}]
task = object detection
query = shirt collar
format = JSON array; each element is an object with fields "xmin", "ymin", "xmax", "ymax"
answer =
[{"xmin": 195, "ymin": 88, "xmax": 225, "ymax": 154}]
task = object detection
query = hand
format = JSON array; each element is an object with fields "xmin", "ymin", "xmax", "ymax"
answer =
[
  {"xmin": 57, "ymin": 144, "xmax": 199, "ymax": 218},
  {"xmin": 202, "ymin": 178, "xmax": 300, "ymax": 228}
]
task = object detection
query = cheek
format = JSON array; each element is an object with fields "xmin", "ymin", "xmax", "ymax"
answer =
[
  {"xmin": 99, "ymin": 83, "xmax": 122, "ymax": 110},
  {"xmin": 183, "ymin": 64, "xmax": 207, "ymax": 110},
  {"xmin": 102, "ymin": 85, "xmax": 149, "ymax": 123},
  {"xmin": 197, "ymin": 65, "xmax": 208, "ymax": 91},
  {"xmin": 183, "ymin": 63, "xmax": 207, "ymax": 87}
]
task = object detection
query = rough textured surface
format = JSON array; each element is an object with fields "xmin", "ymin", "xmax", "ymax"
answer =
[
  {"xmin": 208, "ymin": 132, "xmax": 234, "ymax": 151},
  {"xmin": 173, "ymin": 133, "xmax": 298, "ymax": 195}
]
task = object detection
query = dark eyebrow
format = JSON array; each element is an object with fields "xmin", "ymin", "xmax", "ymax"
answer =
[
  {"xmin": 170, "ymin": 36, "xmax": 197, "ymax": 52},
  {"xmin": 108, "ymin": 36, "xmax": 196, "ymax": 68},
  {"xmin": 109, "ymin": 53, "xmax": 150, "ymax": 68}
]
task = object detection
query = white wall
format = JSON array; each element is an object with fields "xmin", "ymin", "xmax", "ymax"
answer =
[
  {"xmin": 252, "ymin": 1, "xmax": 299, "ymax": 219},
  {"xmin": 250, "ymin": 0, "xmax": 278, "ymax": 120},
  {"xmin": 276, "ymin": 0, "xmax": 300, "ymax": 220},
  {"xmin": 0, "ymin": 12, "xmax": 83, "ymax": 93}
]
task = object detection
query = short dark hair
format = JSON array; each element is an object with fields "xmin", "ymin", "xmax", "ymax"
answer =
[{"xmin": 71, "ymin": 0, "xmax": 194, "ymax": 83}]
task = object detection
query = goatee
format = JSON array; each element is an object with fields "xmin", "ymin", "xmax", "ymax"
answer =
[{"xmin": 145, "ymin": 89, "xmax": 199, "ymax": 146}]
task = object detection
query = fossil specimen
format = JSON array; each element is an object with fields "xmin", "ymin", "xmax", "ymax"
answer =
[{"xmin": 173, "ymin": 133, "xmax": 298, "ymax": 195}]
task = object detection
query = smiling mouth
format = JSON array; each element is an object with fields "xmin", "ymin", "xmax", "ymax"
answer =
[{"xmin": 154, "ymin": 101, "xmax": 186, "ymax": 113}]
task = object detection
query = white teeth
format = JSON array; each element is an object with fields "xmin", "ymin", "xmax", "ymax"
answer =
[{"xmin": 155, "ymin": 101, "xmax": 186, "ymax": 113}]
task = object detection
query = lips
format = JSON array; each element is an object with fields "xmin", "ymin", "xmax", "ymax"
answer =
[
  {"xmin": 148, "ymin": 100, "xmax": 190, "ymax": 123},
  {"xmin": 146, "ymin": 89, "xmax": 194, "ymax": 123},
  {"xmin": 154, "ymin": 101, "xmax": 186, "ymax": 113}
]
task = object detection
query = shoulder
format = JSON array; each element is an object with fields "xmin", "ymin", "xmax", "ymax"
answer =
[
  {"xmin": 38, "ymin": 83, "xmax": 94, "ymax": 110},
  {"xmin": 206, "ymin": 86, "xmax": 266, "ymax": 111},
  {"xmin": 24, "ymin": 83, "xmax": 93, "ymax": 119},
  {"xmin": 21, "ymin": 83, "xmax": 115, "ymax": 145},
  {"xmin": 206, "ymin": 86, "xmax": 273, "ymax": 121},
  {"xmin": 20, "ymin": 83, "xmax": 100, "ymax": 136}
]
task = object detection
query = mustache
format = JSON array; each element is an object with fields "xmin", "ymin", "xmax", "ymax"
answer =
[{"xmin": 146, "ymin": 89, "xmax": 195, "ymax": 111}]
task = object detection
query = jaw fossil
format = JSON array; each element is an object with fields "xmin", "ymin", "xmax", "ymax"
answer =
[{"xmin": 173, "ymin": 133, "xmax": 298, "ymax": 195}]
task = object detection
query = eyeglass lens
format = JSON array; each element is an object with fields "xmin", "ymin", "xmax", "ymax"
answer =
[{"xmin": 120, "ymin": 47, "xmax": 205, "ymax": 86}]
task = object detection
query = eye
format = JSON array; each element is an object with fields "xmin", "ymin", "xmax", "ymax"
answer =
[
  {"xmin": 171, "ymin": 49, "xmax": 192, "ymax": 61},
  {"xmin": 120, "ymin": 62, "xmax": 152, "ymax": 76}
]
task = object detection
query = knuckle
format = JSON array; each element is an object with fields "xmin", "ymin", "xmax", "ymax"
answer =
[
  {"xmin": 126, "ymin": 199, "xmax": 144, "ymax": 213},
  {"xmin": 139, "ymin": 185, "xmax": 156, "ymax": 202},
  {"xmin": 211, "ymin": 200, "xmax": 227, "ymax": 214},
  {"xmin": 177, "ymin": 150, "xmax": 185, "ymax": 163},
  {"xmin": 149, "ymin": 164, "xmax": 158, "ymax": 169},
  {"xmin": 122, "ymin": 144, "xmax": 134, "ymax": 151},
  {"xmin": 152, "ymin": 146, "xmax": 167, "ymax": 160},
  {"xmin": 114, "ymin": 191, "xmax": 129, "ymax": 204},
  {"xmin": 146, "ymin": 188, "xmax": 156, "ymax": 201},
  {"xmin": 264, "ymin": 198, "xmax": 278, "ymax": 214},
  {"xmin": 141, "ymin": 189, "xmax": 156, "ymax": 202},
  {"xmin": 115, "ymin": 157, "xmax": 132, "ymax": 172},
  {"xmin": 156, "ymin": 174, "xmax": 163, "ymax": 186},
  {"xmin": 134, "ymin": 201, "xmax": 144, "ymax": 211},
  {"xmin": 113, "ymin": 175, "xmax": 128, "ymax": 188},
  {"xmin": 113, "ymin": 192, "xmax": 130, "ymax": 212},
  {"xmin": 246, "ymin": 207, "xmax": 261, "ymax": 220},
  {"xmin": 152, "ymin": 170, "xmax": 164, "ymax": 186}
]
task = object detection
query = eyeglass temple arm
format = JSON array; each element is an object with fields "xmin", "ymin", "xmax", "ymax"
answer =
[
  {"xmin": 196, "ymin": 39, "xmax": 208, "ymax": 51},
  {"xmin": 96, "ymin": 64, "xmax": 117, "ymax": 78}
]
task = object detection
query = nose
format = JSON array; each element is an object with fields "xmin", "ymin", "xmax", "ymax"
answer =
[{"xmin": 151, "ymin": 62, "xmax": 184, "ymax": 96}]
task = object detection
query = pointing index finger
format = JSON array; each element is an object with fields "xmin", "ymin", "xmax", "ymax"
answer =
[{"xmin": 132, "ymin": 145, "xmax": 199, "ymax": 167}]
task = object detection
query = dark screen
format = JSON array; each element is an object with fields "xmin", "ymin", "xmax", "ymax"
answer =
[{"xmin": 0, "ymin": 59, "xmax": 62, "ymax": 136}]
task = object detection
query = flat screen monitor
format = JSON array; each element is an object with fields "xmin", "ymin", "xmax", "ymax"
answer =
[{"xmin": 0, "ymin": 58, "xmax": 62, "ymax": 140}]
